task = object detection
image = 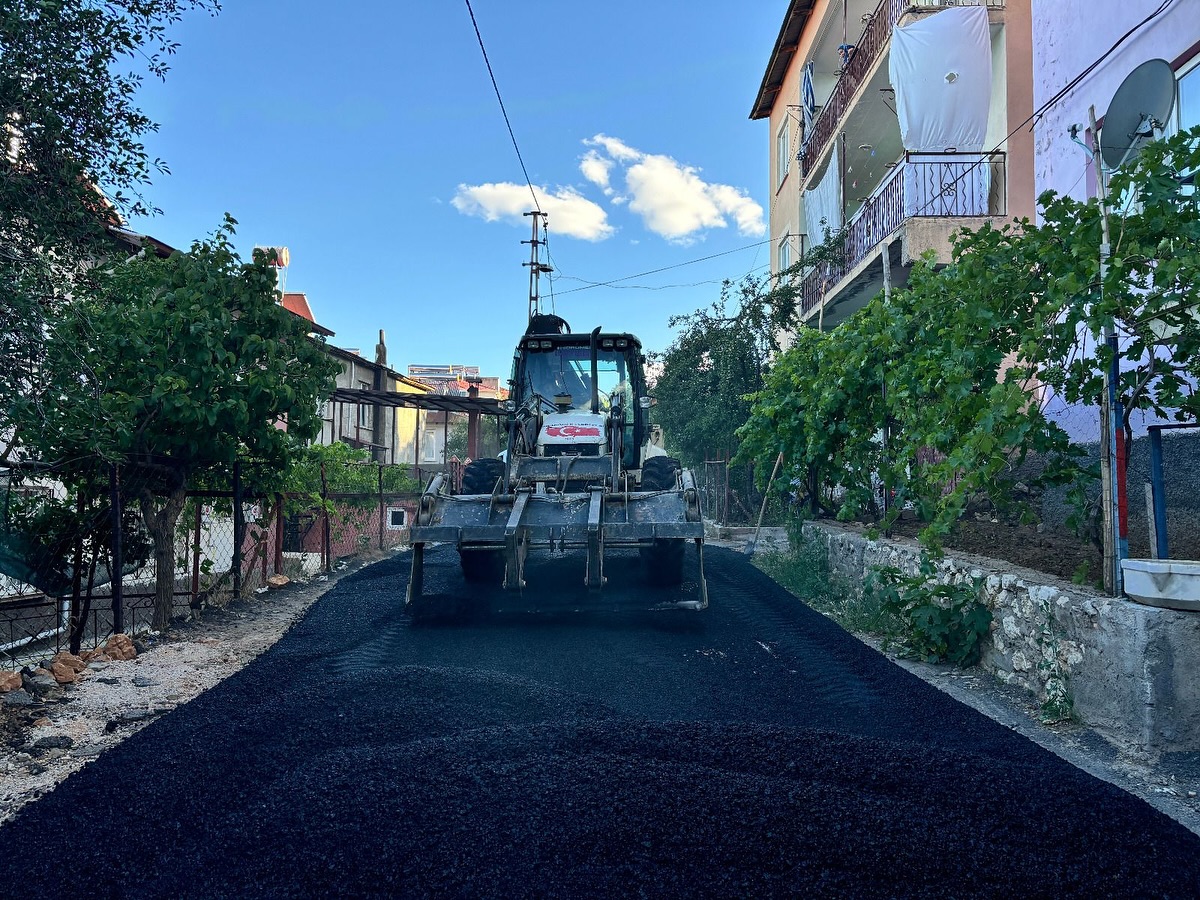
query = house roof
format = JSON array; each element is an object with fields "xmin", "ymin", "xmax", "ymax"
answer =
[
  {"xmin": 107, "ymin": 226, "xmax": 178, "ymax": 259},
  {"xmin": 750, "ymin": 0, "xmax": 818, "ymax": 121},
  {"xmin": 326, "ymin": 344, "xmax": 434, "ymax": 393},
  {"xmin": 281, "ymin": 292, "xmax": 335, "ymax": 337}
]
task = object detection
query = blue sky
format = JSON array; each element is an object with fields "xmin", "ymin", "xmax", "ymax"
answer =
[{"xmin": 129, "ymin": 1, "xmax": 782, "ymax": 378}]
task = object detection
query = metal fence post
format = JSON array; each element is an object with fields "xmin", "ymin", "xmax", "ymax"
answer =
[
  {"xmin": 110, "ymin": 463, "xmax": 124, "ymax": 635},
  {"xmin": 68, "ymin": 492, "xmax": 84, "ymax": 655},
  {"xmin": 232, "ymin": 460, "xmax": 243, "ymax": 600},
  {"xmin": 321, "ymin": 461, "xmax": 331, "ymax": 573},
  {"xmin": 191, "ymin": 501, "xmax": 202, "ymax": 604},
  {"xmin": 378, "ymin": 463, "xmax": 385, "ymax": 551},
  {"xmin": 1150, "ymin": 427, "xmax": 1169, "ymax": 560},
  {"xmin": 274, "ymin": 494, "xmax": 284, "ymax": 575}
]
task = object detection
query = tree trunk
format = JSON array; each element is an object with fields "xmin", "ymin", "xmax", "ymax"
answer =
[{"xmin": 140, "ymin": 486, "xmax": 187, "ymax": 631}]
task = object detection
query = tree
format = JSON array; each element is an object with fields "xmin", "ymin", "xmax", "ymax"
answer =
[
  {"xmin": 738, "ymin": 127, "xmax": 1200, "ymax": 557},
  {"xmin": 1, "ymin": 0, "xmax": 217, "ymax": 459},
  {"xmin": 654, "ymin": 276, "xmax": 775, "ymax": 472},
  {"xmin": 12, "ymin": 219, "xmax": 340, "ymax": 628}
]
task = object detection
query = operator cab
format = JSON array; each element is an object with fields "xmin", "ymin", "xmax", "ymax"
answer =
[{"xmin": 508, "ymin": 317, "xmax": 652, "ymax": 468}]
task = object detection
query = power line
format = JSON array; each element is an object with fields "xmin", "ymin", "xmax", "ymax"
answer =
[
  {"xmin": 463, "ymin": 0, "xmax": 541, "ymax": 214},
  {"xmin": 555, "ymin": 238, "xmax": 774, "ymax": 295}
]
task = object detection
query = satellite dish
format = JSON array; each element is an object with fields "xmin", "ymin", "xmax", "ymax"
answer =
[{"xmin": 1101, "ymin": 58, "xmax": 1176, "ymax": 170}]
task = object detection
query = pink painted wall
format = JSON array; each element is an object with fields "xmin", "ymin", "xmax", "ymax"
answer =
[
  {"xmin": 1032, "ymin": 3, "xmax": 1200, "ymax": 443},
  {"xmin": 1031, "ymin": 1, "xmax": 1199, "ymax": 205}
]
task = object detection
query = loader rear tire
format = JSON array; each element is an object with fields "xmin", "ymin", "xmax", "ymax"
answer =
[
  {"xmin": 640, "ymin": 456, "xmax": 681, "ymax": 491},
  {"xmin": 640, "ymin": 457, "xmax": 685, "ymax": 585},
  {"xmin": 461, "ymin": 457, "xmax": 506, "ymax": 495}
]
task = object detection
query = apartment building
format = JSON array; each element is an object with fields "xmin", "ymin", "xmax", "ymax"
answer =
[{"xmin": 752, "ymin": 0, "xmax": 1034, "ymax": 330}]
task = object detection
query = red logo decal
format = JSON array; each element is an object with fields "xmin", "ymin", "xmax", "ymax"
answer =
[{"xmin": 546, "ymin": 425, "xmax": 601, "ymax": 438}]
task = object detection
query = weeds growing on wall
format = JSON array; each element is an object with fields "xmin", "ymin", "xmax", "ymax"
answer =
[{"xmin": 876, "ymin": 556, "xmax": 991, "ymax": 668}]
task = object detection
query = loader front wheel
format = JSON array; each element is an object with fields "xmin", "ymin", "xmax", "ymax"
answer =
[{"xmin": 461, "ymin": 457, "xmax": 506, "ymax": 495}]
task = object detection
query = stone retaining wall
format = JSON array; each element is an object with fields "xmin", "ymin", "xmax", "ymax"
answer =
[{"xmin": 803, "ymin": 522, "xmax": 1200, "ymax": 755}]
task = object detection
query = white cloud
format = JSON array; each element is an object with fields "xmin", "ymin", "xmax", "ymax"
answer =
[
  {"xmin": 625, "ymin": 154, "xmax": 725, "ymax": 243},
  {"xmin": 706, "ymin": 183, "xmax": 768, "ymax": 238},
  {"xmin": 452, "ymin": 135, "xmax": 765, "ymax": 246},
  {"xmin": 579, "ymin": 150, "xmax": 615, "ymax": 195},
  {"xmin": 583, "ymin": 134, "xmax": 765, "ymax": 244},
  {"xmin": 451, "ymin": 182, "xmax": 614, "ymax": 241},
  {"xmin": 584, "ymin": 133, "xmax": 642, "ymax": 163}
]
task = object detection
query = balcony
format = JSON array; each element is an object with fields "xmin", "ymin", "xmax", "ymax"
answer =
[
  {"xmin": 799, "ymin": 0, "xmax": 1005, "ymax": 181},
  {"xmin": 800, "ymin": 151, "xmax": 1006, "ymax": 319}
]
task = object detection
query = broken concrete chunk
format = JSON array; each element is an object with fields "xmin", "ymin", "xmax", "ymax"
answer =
[{"xmin": 22, "ymin": 673, "xmax": 61, "ymax": 698}]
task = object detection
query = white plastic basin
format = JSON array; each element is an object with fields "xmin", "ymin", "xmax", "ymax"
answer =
[{"xmin": 1121, "ymin": 558, "xmax": 1200, "ymax": 611}]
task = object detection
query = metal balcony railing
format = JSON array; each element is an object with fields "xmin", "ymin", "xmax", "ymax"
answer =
[
  {"xmin": 800, "ymin": 152, "xmax": 1006, "ymax": 317},
  {"xmin": 798, "ymin": 0, "xmax": 1005, "ymax": 180}
]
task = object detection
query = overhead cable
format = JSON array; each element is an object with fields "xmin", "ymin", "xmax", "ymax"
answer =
[{"xmin": 463, "ymin": 0, "xmax": 541, "ymax": 213}]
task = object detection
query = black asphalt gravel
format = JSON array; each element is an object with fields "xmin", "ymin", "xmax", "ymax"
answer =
[{"xmin": 2, "ymin": 544, "xmax": 1200, "ymax": 898}]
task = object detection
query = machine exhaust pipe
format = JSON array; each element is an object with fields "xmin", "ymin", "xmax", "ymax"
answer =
[{"xmin": 589, "ymin": 326, "xmax": 601, "ymax": 414}]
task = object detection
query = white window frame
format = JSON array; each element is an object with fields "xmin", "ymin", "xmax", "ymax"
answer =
[
  {"xmin": 777, "ymin": 233, "xmax": 792, "ymax": 279},
  {"xmin": 356, "ymin": 381, "xmax": 372, "ymax": 429},
  {"xmin": 386, "ymin": 507, "xmax": 408, "ymax": 529},
  {"xmin": 1175, "ymin": 58, "xmax": 1200, "ymax": 134}
]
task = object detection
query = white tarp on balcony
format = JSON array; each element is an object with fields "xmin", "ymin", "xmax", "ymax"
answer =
[
  {"xmin": 889, "ymin": 6, "xmax": 991, "ymax": 153},
  {"xmin": 803, "ymin": 147, "xmax": 842, "ymax": 246}
]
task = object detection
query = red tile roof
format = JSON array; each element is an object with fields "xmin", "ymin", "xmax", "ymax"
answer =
[{"xmin": 281, "ymin": 292, "xmax": 334, "ymax": 336}]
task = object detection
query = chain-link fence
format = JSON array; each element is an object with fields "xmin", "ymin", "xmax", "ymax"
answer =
[{"xmin": 0, "ymin": 458, "xmax": 423, "ymax": 670}]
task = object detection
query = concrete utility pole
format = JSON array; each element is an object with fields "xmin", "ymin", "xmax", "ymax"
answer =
[{"xmin": 522, "ymin": 211, "xmax": 552, "ymax": 321}]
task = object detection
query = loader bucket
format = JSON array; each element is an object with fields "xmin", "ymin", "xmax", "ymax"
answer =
[{"xmin": 407, "ymin": 469, "xmax": 707, "ymax": 613}]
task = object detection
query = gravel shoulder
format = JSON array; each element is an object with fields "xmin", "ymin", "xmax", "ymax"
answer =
[{"xmin": 0, "ymin": 552, "xmax": 384, "ymax": 826}]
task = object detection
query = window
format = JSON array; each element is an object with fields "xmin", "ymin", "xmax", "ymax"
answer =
[
  {"xmin": 386, "ymin": 507, "xmax": 408, "ymax": 529},
  {"xmin": 777, "ymin": 119, "xmax": 791, "ymax": 187},
  {"xmin": 778, "ymin": 233, "xmax": 792, "ymax": 277},
  {"xmin": 423, "ymin": 430, "xmax": 438, "ymax": 462},
  {"xmin": 1178, "ymin": 62, "xmax": 1200, "ymax": 133}
]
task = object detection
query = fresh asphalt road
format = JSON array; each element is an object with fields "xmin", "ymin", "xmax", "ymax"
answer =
[{"xmin": 1, "ymin": 544, "xmax": 1199, "ymax": 898}]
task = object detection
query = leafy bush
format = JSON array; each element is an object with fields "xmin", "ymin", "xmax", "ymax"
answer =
[{"xmin": 876, "ymin": 557, "xmax": 991, "ymax": 667}]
